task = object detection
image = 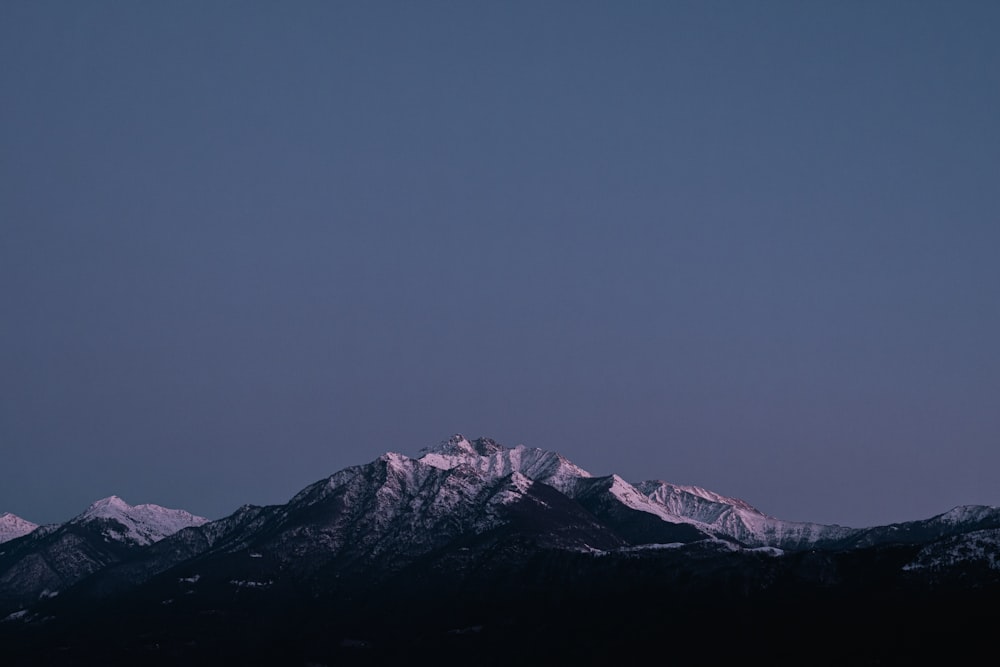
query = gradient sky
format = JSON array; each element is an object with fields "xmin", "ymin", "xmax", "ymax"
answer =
[{"xmin": 2, "ymin": 2, "xmax": 998, "ymax": 528}]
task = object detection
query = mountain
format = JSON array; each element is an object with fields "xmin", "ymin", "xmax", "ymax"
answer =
[
  {"xmin": 419, "ymin": 435, "xmax": 856, "ymax": 549},
  {"xmin": 844, "ymin": 504, "xmax": 1000, "ymax": 548},
  {"xmin": 8, "ymin": 435, "xmax": 996, "ymax": 609},
  {"xmin": 903, "ymin": 527, "xmax": 1000, "ymax": 576},
  {"xmin": 0, "ymin": 513, "xmax": 37, "ymax": 544},
  {"xmin": 417, "ymin": 435, "xmax": 592, "ymax": 495},
  {"xmin": 1, "ymin": 435, "xmax": 997, "ymax": 665},
  {"xmin": 0, "ymin": 496, "xmax": 205, "ymax": 613},
  {"xmin": 420, "ymin": 437, "xmax": 1000, "ymax": 551},
  {"xmin": 68, "ymin": 495, "xmax": 208, "ymax": 547},
  {"xmin": 66, "ymin": 445, "xmax": 628, "ymax": 604}
]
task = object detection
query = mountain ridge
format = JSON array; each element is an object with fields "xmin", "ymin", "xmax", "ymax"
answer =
[
  {"xmin": 2, "ymin": 434, "xmax": 999, "ymax": 665},
  {"xmin": 5, "ymin": 434, "xmax": 999, "ymax": 557}
]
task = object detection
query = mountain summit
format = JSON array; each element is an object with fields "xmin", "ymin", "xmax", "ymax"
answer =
[
  {"xmin": 0, "ymin": 513, "xmax": 37, "ymax": 545},
  {"xmin": 70, "ymin": 495, "xmax": 208, "ymax": 546},
  {"xmin": 418, "ymin": 434, "xmax": 592, "ymax": 495},
  {"xmin": 0, "ymin": 497, "xmax": 207, "ymax": 613}
]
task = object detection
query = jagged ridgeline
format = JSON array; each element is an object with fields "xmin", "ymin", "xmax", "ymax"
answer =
[{"xmin": 2, "ymin": 435, "xmax": 998, "ymax": 665}]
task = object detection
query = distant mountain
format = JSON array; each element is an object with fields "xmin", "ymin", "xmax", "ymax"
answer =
[
  {"xmin": 0, "ymin": 513, "xmax": 37, "ymax": 545},
  {"xmin": 68, "ymin": 495, "xmax": 208, "ymax": 547},
  {"xmin": 1, "ymin": 435, "xmax": 998, "ymax": 665},
  {"xmin": 0, "ymin": 496, "xmax": 205, "ymax": 613},
  {"xmin": 843, "ymin": 504, "xmax": 1000, "ymax": 548},
  {"xmin": 904, "ymin": 527, "xmax": 1000, "ymax": 575}
]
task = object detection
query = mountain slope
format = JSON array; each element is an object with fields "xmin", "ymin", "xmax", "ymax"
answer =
[
  {"xmin": 5, "ymin": 436, "xmax": 1000, "ymax": 620},
  {"xmin": 0, "ymin": 514, "xmax": 37, "ymax": 544},
  {"xmin": 70, "ymin": 496, "xmax": 208, "ymax": 547},
  {"xmin": 839, "ymin": 504, "xmax": 1000, "ymax": 549},
  {"xmin": 417, "ymin": 435, "xmax": 854, "ymax": 549},
  {"xmin": 0, "ymin": 497, "xmax": 206, "ymax": 614},
  {"xmin": 903, "ymin": 527, "xmax": 1000, "ymax": 577},
  {"xmin": 2, "ymin": 435, "xmax": 999, "ymax": 666},
  {"xmin": 634, "ymin": 480, "xmax": 858, "ymax": 549},
  {"xmin": 65, "ymin": 449, "xmax": 627, "ymax": 605}
]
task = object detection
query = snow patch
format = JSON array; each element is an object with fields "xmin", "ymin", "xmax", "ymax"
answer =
[
  {"xmin": 418, "ymin": 437, "xmax": 592, "ymax": 495},
  {"xmin": 617, "ymin": 542, "xmax": 687, "ymax": 553},
  {"xmin": 230, "ymin": 579, "xmax": 273, "ymax": 588},
  {"xmin": 2, "ymin": 610, "xmax": 29, "ymax": 623}
]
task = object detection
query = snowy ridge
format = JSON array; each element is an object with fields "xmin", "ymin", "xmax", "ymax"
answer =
[
  {"xmin": 603, "ymin": 475, "xmax": 689, "ymax": 524},
  {"xmin": 0, "ymin": 513, "xmax": 38, "ymax": 544},
  {"xmin": 416, "ymin": 435, "xmax": 854, "ymax": 549},
  {"xmin": 903, "ymin": 528, "xmax": 1000, "ymax": 572},
  {"xmin": 635, "ymin": 480, "xmax": 855, "ymax": 548},
  {"xmin": 639, "ymin": 480, "xmax": 759, "ymax": 515},
  {"xmin": 70, "ymin": 496, "xmax": 208, "ymax": 546},
  {"xmin": 418, "ymin": 434, "xmax": 592, "ymax": 495},
  {"xmin": 931, "ymin": 505, "xmax": 999, "ymax": 525}
]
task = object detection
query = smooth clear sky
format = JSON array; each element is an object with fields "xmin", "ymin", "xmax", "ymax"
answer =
[{"xmin": 2, "ymin": 2, "xmax": 998, "ymax": 528}]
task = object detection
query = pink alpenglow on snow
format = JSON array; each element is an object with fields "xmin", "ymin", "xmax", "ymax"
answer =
[
  {"xmin": 0, "ymin": 512, "xmax": 38, "ymax": 544},
  {"xmin": 70, "ymin": 496, "xmax": 208, "ymax": 546}
]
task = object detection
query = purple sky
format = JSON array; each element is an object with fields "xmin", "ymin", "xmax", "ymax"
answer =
[{"xmin": 2, "ymin": 2, "xmax": 998, "ymax": 528}]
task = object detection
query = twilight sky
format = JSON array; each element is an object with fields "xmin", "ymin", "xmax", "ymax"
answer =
[{"xmin": 2, "ymin": 2, "xmax": 998, "ymax": 528}]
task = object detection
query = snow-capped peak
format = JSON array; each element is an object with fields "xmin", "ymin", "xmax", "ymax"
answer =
[
  {"xmin": 377, "ymin": 451, "xmax": 413, "ymax": 469},
  {"xmin": 0, "ymin": 512, "xmax": 38, "ymax": 544},
  {"xmin": 79, "ymin": 495, "xmax": 132, "ymax": 519},
  {"xmin": 70, "ymin": 495, "xmax": 208, "ymax": 546},
  {"xmin": 420, "ymin": 434, "xmax": 505, "ymax": 458},
  {"xmin": 418, "ymin": 436, "xmax": 591, "ymax": 495}
]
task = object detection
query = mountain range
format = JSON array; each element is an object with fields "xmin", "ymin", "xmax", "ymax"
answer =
[{"xmin": 2, "ymin": 435, "xmax": 998, "ymax": 665}]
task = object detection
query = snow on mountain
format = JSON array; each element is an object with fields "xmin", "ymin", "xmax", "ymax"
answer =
[
  {"xmin": 61, "ymin": 450, "xmax": 628, "ymax": 606},
  {"xmin": 418, "ymin": 435, "xmax": 592, "ymax": 495},
  {"xmin": 0, "ymin": 497, "xmax": 209, "ymax": 613},
  {"xmin": 279, "ymin": 449, "xmax": 583, "ymax": 561},
  {"xmin": 417, "ymin": 435, "xmax": 852, "ymax": 549},
  {"xmin": 843, "ymin": 504, "xmax": 1000, "ymax": 549},
  {"xmin": 639, "ymin": 480, "xmax": 759, "ymax": 516},
  {"xmin": 69, "ymin": 496, "xmax": 208, "ymax": 546},
  {"xmin": 4, "ymin": 435, "xmax": 994, "ymax": 608},
  {"xmin": 634, "ymin": 480, "xmax": 856, "ymax": 549},
  {"xmin": 4, "ymin": 433, "xmax": 999, "ymax": 635},
  {"xmin": 903, "ymin": 528, "xmax": 1000, "ymax": 572},
  {"xmin": 0, "ymin": 513, "xmax": 38, "ymax": 544},
  {"xmin": 602, "ymin": 475, "xmax": 689, "ymax": 524},
  {"xmin": 930, "ymin": 505, "xmax": 999, "ymax": 526}
]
